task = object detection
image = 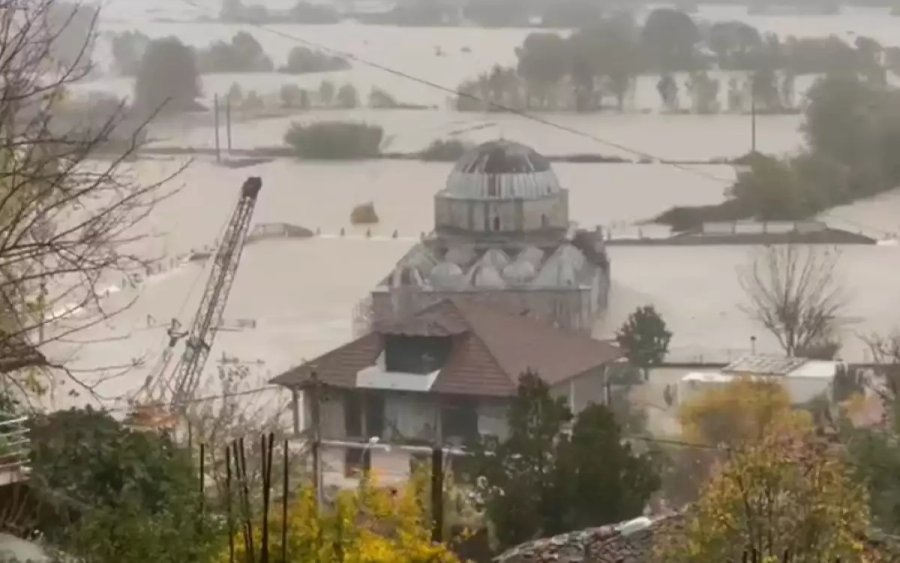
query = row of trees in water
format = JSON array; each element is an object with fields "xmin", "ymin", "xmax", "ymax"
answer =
[{"xmin": 455, "ymin": 9, "xmax": 895, "ymax": 114}]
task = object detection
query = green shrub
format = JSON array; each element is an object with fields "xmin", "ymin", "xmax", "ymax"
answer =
[{"xmin": 284, "ymin": 121, "xmax": 383, "ymax": 159}]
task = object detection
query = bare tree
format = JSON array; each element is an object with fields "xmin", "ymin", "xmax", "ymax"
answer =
[
  {"xmin": 0, "ymin": 0, "xmax": 181, "ymax": 402},
  {"xmin": 739, "ymin": 244, "xmax": 845, "ymax": 356}
]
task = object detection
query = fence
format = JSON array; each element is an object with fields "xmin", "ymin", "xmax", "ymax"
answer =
[{"xmin": 0, "ymin": 415, "xmax": 30, "ymax": 480}]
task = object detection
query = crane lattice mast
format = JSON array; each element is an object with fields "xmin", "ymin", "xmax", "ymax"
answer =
[{"xmin": 167, "ymin": 176, "xmax": 262, "ymax": 411}]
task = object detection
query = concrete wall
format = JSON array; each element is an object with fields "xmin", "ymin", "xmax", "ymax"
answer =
[
  {"xmin": 434, "ymin": 192, "xmax": 568, "ymax": 235},
  {"xmin": 371, "ymin": 286, "xmax": 594, "ymax": 332}
]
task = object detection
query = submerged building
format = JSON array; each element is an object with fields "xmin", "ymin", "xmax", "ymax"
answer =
[{"xmin": 361, "ymin": 139, "xmax": 611, "ymax": 333}]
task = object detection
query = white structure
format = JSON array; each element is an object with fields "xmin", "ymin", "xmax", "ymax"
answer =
[
  {"xmin": 678, "ymin": 355, "xmax": 839, "ymax": 406},
  {"xmin": 365, "ymin": 140, "xmax": 611, "ymax": 333}
]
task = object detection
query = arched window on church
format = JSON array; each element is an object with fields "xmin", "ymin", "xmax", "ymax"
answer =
[
  {"xmin": 487, "ymin": 175, "xmax": 499, "ymax": 197},
  {"xmin": 541, "ymin": 214, "xmax": 549, "ymax": 228},
  {"xmin": 493, "ymin": 216, "xmax": 500, "ymax": 231}
]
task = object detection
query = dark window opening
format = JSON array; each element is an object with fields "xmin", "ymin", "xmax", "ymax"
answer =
[
  {"xmin": 441, "ymin": 399, "xmax": 479, "ymax": 444},
  {"xmin": 344, "ymin": 392, "xmax": 362, "ymax": 438},
  {"xmin": 344, "ymin": 447, "xmax": 371, "ymax": 477},
  {"xmin": 366, "ymin": 393, "xmax": 385, "ymax": 439},
  {"xmin": 541, "ymin": 214, "xmax": 548, "ymax": 228},
  {"xmin": 385, "ymin": 335, "xmax": 453, "ymax": 374},
  {"xmin": 487, "ymin": 175, "xmax": 499, "ymax": 197},
  {"xmin": 492, "ymin": 216, "xmax": 500, "ymax": 231}
]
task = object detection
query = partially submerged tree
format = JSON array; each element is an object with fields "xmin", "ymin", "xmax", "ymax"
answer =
[
  {"xmin": 134, "ymin": 36, "xmax": 201, "ymax": 113},
  {"xmin": 615, "ymin": 305, "xmax": 672, "ymax": 380},
  {"xmin": 739, "ymin": 244, "xmax": 845, "ymax": 356}
]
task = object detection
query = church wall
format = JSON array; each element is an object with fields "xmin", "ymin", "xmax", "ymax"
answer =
[{"xmin": 371, "ymin": 287, "xmax": 594, "ymax": 333}]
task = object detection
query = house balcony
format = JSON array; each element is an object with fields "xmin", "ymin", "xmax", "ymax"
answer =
[{"xmin": 0, "ymin": 414, "xmax": 30, "ymax": 486}]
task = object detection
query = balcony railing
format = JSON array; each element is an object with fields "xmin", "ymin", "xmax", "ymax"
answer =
[{"xmin": 0, "ymin": 415, "xmax": 30, "ymax": 480}]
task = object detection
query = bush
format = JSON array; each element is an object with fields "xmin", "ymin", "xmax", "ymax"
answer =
[
  {"xmin": 134, "ymin": 37, "xmax": 201, "ymax": 113},
  {"xmin": 281, "ymin": 46, "xmax": 349, "ymax": 74},
  {"xmin": 318, "ymin": 80, "xmax": 336, "ymax": 105},
  {"xmin": 336, "ymin": 83, "xmax": 359, "ymax": 109},
  {"xmin": 280, "ymin": 84, "xmax": 309, "ymax": 108},
  {"xmin": 110, "ymin": 30, "xmax": 150, "ymax": 76},
  {"xmin": 284, "ymin": 121, "xmax": 383, "ymax": 159},
  {"xmin": 420, "ymin": 139, "xmax": 469, "ymax": 161},
  {"xmin": 198, "ymin": 31, "xmax": 273, "ymax": 73},
  {"xmin": 368, "ymin": 87, "xmax": 398, "ymax": 109}
]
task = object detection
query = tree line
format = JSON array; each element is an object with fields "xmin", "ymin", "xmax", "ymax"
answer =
[{"xmin": 455, "ymin": 9, "xmax": 894, "ymax": 114}]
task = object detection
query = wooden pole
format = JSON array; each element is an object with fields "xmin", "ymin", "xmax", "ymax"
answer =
[
  {"xmin": 226, "ymin": 94, "xmax": 233, "ymax": 152},
  {"xmin": 199, "ymin": 442, "xmax": 206, "ymax": 514},
  {"xmin": 260, "ymin": 434, "xmax": 271, "ymax": 563},
  {"xmin": 282, "ymin": 439, "xmax": 289, "ymax": 563},
  {"xmin": 310, "ymin": 372, "xmax": 322, "ymax": 509},
  {"xmin": 431, "ymin": 446, "xmax": 444, "ymax": 543},
  {"xmin": 226, "ymin": 446, "xmax": 235, "ymax": 563},
  {"xmin": 214, "ymin": 93, "xmax": 221, "ymax": 163},
  {"xmin": 750, "ymin": 76, "xmax": 757, "ymax": 154},
  {"xmin": 238, "ymin": 439, "xmax": 255, "ymax": 563}
]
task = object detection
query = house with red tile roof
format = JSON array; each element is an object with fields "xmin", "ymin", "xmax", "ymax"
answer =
[{"xmin": 271, "ymin": 298, "xmax": 622, "ymax": 486}]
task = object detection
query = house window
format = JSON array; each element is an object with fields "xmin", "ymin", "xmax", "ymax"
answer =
[
  {"xmin": 384, "ymin": 335, "xmax": 453, "ymax": 374},
  {"xmin": 487, "ymin": 175, "xmax": 499, "ymax": 197},
  {"xmin": 441, "ymin": 399, "xmax": 479, "ymax": 444},
  {"xmin": 344, "ymin": 391, "xmax": 385, "ymax": 440},
  {"xmin": 492, "ymin": 216, "xmax": 500, "ymax": 231},
  {"xmin": 344, "ymin": 392, "xmax": 362, "ymax": 438}
]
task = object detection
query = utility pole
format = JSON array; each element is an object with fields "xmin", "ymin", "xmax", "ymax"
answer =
[
  {"xmin": 226, "ymin": 94, "xmax": 233, "ymax": 152},
  {"xmin": 214, "ymin": 93, "xmax": 221, "ymax": 163},
  {"xmin": 750, "ymin": 73, "xmax": 757, "ymax": 154},
  {"xmin": 431, "ymin": 446, "xmax": 444, "ymax": 543},
  {"xmin": 308, "ymin": 371, "xmax": 323, "ymax": 509}
]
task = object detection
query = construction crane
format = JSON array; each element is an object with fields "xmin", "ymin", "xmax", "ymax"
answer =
[{"xmin": 129, "ymin": 176, "xmax": 262, "ymax": 428}]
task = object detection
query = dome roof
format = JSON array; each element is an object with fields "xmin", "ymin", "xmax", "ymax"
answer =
[
  {"xmin": 502, "ymin": 259, "xmax": 537, "ymax": 284},
  {"xmin": 517, "ymin": 246, "xmax": 545, "ymax": 267},
  {"xmin": 430, "ymin": 261, "xmax": 467, "ymax": 290},
  {"xmin": 445, "ymin": 245, "xmax": 476, "ymax": 267},
  {"xmin": 478, "ymin": 248, "xmax": 511, "ymax": 270},
  {"xmin": 443, "ymin": 140, "xmax": 562, "ymax": 200},
  {"xmin": 469, "ymin": 263, "xmax": 506, "ymax": 289},
  {"xmin": 391, "ymin": 264, "xmax": 428, "ymax": 288}
]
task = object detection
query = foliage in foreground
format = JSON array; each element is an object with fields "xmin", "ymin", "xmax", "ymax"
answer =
[
  {"xmin": 28, "ymin": 408, "xmax": 220, "ymax": 561},
  {"xmin": 660, "ymin": 431, "xmax": 872, "ymax": 562},
  {"xmin": 284, "ymin": 121, "xmax": 383, "ymax": 159},
  {"xmin": 467, "ymin": 371, "xmax": 659, "ymax": 551},
  {"xmin": 615, "ymin": 305, "xmax": 672, "ymax": 379},
  {"xmin": 223, "ymin": 476, "xmax": 459, "ymax": 563}
]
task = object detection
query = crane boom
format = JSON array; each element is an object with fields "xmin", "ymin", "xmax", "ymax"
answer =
[{"xmin": 169, "ymin": 176, "xmax": 262, "ymax": 410}]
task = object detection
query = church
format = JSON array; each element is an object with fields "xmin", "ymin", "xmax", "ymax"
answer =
[{"xmin": 362, "ymin": 139, "xmax": 611, "ymax": 333}]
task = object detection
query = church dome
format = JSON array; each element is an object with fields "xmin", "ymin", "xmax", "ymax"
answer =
[
  {"xmin": 478, "ymin": 248, "xmax": 511, "ymax": 270},
  {"xmin": 391, "ymin": 264, "xmax": 427, "ymax": 288},
  {"xmin": 444, "ymin": 140, "xmax": 561, "ymax": 199},
  {"xmin": 430, "ymin": 261, "xmax": 467, "ymax": 290},
  {"xmin": 502, "ymin": 259, "xmax": 537, "ymax": 284},
  {"xmin": 469, "ymin": 263, "xmax": 506, "ymax": 289}
]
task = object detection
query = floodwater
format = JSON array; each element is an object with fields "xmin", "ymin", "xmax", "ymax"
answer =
[{"xmin": 42, "ymin": 3, "xmax": 900, "ymax": 409}]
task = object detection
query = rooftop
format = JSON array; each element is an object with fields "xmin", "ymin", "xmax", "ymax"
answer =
[
  {"xmin": 442, "ymin": 140, "xmax": 562, "ymax": 200},
  {"xmin": 270, "ymin": 298, "xmax": 622, "ymax": 397}
]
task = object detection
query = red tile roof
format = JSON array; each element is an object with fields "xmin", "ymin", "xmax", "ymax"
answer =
[{"xmin": 270, "ymin": 299, "xmax": 622, "ymax": 397}]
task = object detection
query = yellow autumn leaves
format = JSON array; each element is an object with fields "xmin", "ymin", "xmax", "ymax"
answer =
[
  {"xmin": 223, "ymin": 473, "xmax": 459, "ymax": 563},
  {"xmin": 661, "ymin": 378, "xmax": 875, "ymax": 562}
]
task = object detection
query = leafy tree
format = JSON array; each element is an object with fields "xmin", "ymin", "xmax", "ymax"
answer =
[
  {"xmin": 469, "ymin": 372, "xmax": 658, "ymax": 550},
  {"xmin": 110, "ymin": 30, "xmax": 150, "ymax": 76},
  {"xmin": 281, "ymin": 84, "xmax": 305, "ymax": 108},
  {"xmin": 199, "ymin": 31, "xmax": 273, "ymax": 73},
  {"xmin": 319, "ymin": 79, "xmax": 336, "ymax": 106},
  {"xmin": 134, "ymin": 36, "xmax": 201, "ymax": 113},
  {"xmin": 225, "ymin": 477, "xmax": 459, "ymax": 562},
  {"xmin": 368, "ymin": 87, "xmax": 399, "ymax": 109},
  {"xmin": 336, "ymin": 83, "xmax": 359, "ymax": 109},
  {"xmin": 706, "ymin": 21, "xmax": 762, "ymax": 70},
  {"xmin": 642, "ymin": 8, "xmax": 700, "ymax": 72},
  {"xmin": 685, "ymin": 71, "xmax": 719, "ymax": 114},
  {"xmin": 615, "ymin": 305, "xmax": 672, "ymax": 380},
  {"xmin": 661, "ymin": 430, "xmax": 870, "ymax": 562},
  {"xmin": 679, "ymin": 377, "xmax": 812, "ymax": 447},
  {"xmin": 281, "ymin": 46, "xmax": 349, "ymax": 74},
  {"xmin": 728, "ymin": 153, "xmax": 807, "ymax": 219},
  {"xmin": 28, "ymin": 408, "xmax": 218, "ymax": 560},
  {"xmin": 738, "ymin": 244, "xmax": 844, "ymax": 357},
  {"xmin": 515, "ymin": 33, "xmax": 569, "ymax": 110}
]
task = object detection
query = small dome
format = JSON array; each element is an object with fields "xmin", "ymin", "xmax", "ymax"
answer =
[
  {"xmin": 502, "ymin": 259, "xmax": 537, "ymax": 284},
  {"xmin": 430, "ymin": 261, "xmax": 467, "ymax": 290},
  {"xmin": 401, "ymin": 246, "xmax": 438, "ymax": 275},
  {"xmin": 533, "ymin": 248, "xmax": 584, "ymax": 287},
  {"xmin": 478, "ymin": 248, "xmax": 511, "ymax": 270},
  {"xmin": 443, "ymin": 140, "xmax": 561, "ymax": 199},
  {"xmin": 445, "ymin": 245, "xmax": 476, "ymax": 267},
  {"xmin": 517, "ymin": 246, "xmax": 545, "ymax": 267},
  {"xmin": 469, "ymin": 263, "xmax": 506, "ymax": 289},
  {"xmin": 391, "ymin": 264, "xmax": 427, "ymax": 288}
]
